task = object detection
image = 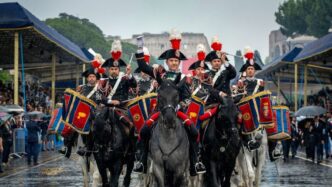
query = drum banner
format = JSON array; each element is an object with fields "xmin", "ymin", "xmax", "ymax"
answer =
[
  {"xmin": 238, "ymin": 99, "xmax": 261, "ymax": 134},
  {"xmin": 62, "ymin": 89, "xmax": 97, "ymax": 134},
  {"xmin": 48, "ymin": 108, "xmax": 64, "ymax": 133},
  {"xmin": 127, "ymin": 99, "xmax": 148, "ymax": 133},
  {"xmin": 186, "ymin": 95, "xmax": 205, "ymax": 129},
  {"xmin": 266, "ymin": 105, "xmax": 291, "ymax": 140},
  {"xmin": 257, "ymin": 93, "xmax": 274, "ymax": 128},
  {"xmin": 127, "ymin": 93, "xmax": 158, "ymax": 132}
]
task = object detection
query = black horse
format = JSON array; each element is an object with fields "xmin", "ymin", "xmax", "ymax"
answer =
[
  {"xmin": 149, "ymin": 76, "xmax": 190, "ymax": 187},
  {"xmin": 92, "ymin": 107, "xmax": 135, "ymax": 187},
  {"xmin": 202, "ymin": 97, "xmax": 241, "ymax": 187}
]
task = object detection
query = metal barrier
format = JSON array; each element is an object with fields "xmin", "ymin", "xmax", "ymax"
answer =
[
  {"xmin": 54, "ymin": 134, "xmax": 64, "ymax": 149},
  {"xmin": 11, "ymin": 127, "xmax": 26, "ymax": 158}
]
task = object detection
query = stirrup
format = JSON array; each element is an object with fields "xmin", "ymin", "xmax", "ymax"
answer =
[
  {"xmin": 133, "ymin": 161, "xmax": 145, "ymax": 174},
  {"xmin": 272, "ymin": 150, "xmax": 281, "ymax": 160},
  {"xmin": 248, "ymin": 140, "xmax": 259, "ymax": 151},
  {"xmin": 195, "ymin": 162, "xmax": 206, "ymax": 174}
]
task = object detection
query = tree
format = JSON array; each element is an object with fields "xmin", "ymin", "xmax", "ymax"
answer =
[
  {"xmin": 275, "ymin": 0, "xmax": 332, "ymax": 38},
  {"xmin": 44, "ymin": 13, "xmax": 145, "ymax": 69},
  {"xmin": 0, "ymin": 70, "xmax": 11, "ymax": 83}
]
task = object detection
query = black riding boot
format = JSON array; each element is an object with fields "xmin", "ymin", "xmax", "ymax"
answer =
[
  {"xmin": 59, "ymin": 132, "xmax": 78, "ymax": 158},
  {"xmin": 184, "ymin": 125, "xmax": 206, "ymax": 176},
  {"xmin": 133, "ymin": 125, "xmax": 151, "ymax": 174},
  {"xmin": 77, "ymin": 133, "xmax": 95, "ymax": 157}
]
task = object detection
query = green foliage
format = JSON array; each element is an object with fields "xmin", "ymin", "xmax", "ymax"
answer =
[
  {"xmin": 0, "ymin": 70, "xmax": 11, "ymax": 83},
  {"xmin": 45, "ymin": 13, "xmax": 139, "ymax": 67},
  {"xmin": 275, "ymin": 0, "xmax": 332, "ymax": 38}
]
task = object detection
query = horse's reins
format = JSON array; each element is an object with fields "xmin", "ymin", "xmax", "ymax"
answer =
[
  {"xmin": 158, "ymin": 135, "xmax": 184, "ymax": 161},
  {"xmin": 160, "ymin": 104, "xmax": 176, "ymax": 113},
  {"xmin": 158, "ymin": 104, "xmax": 183, "ymax": 160}
]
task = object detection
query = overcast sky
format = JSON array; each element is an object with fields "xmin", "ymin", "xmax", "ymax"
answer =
[{"xmin": 1, "ymin": 0, "xmax": 284, "ymax": 61}]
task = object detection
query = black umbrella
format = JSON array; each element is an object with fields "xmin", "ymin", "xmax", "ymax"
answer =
[{"xmin": 294, "ymin": 106, "xmax": 326, "ymax": 117}]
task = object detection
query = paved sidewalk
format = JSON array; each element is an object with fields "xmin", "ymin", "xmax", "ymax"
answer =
[{"xmin": 0, "ymin": 149, "xmax": 62, "ymax": 178}]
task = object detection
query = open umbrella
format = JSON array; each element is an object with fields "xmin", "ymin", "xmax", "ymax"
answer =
[
  {"xmin": 294, "ymin": 106, "xmax": 326, "ymax": 117},
  {"xmin": 0, "ymin": 112, "xmax": 12, "ymax": 126},
  {"xmin": 3, "ymin": 104, "xmax": 24, "ymax": 113},
  {"xmin": 25, "ymin": 111, "xmax": 44, "ymax": 116},
  {"xmin": 0, "ymin": 105, "xmax": 8, "ymax": 112}
]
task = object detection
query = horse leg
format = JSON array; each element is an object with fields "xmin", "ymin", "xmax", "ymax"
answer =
[
  {"xmin": 110, "ymin": 159, "xmax": 122, "ymax": 187},
  {"xmin": 174, "ymin": 170, "xmax": 188, "ymax": 187},
  {"xmin": 79, "ymin": 156, "xmax": 90, "ymax": 187},
  {"xmin": 222, "ymin": 166, "xmax": 234, "ymax": 187},
  {"xmin": 254, "ymin": 148, "xmax": 265, "ymax": 187},
  {"xmin": 123, "ymin": 155, "xmax": 134, "ymax": 187},
  {"xmin": 152, "ymin": 162, "xmax": 165, "ymax": 187},
  {"xmin": 95, "ymin": 154, "xmax": 109, "ymax": 186},
  {"xmin": 254, "ymin": 132, "xmax": 267, "ymax": 187},
  {"xmin": 239, "ymin": 147, "xmax": 254, "ymax": 187},
  {"xmin": 92, "ymin": 158, "xmax": 103, "ymax": 187},
  {"xmin": 208, "ymin": 160, "xmax": 219, "ymax": 187},
  {"xmin": 232, "ymin": 159, "xmax": 243, "ymax": 187}
]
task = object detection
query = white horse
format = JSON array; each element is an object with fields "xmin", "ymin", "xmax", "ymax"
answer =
[
  {"xmin": 233, "ymin": 129, "xmax": 267, "ymax": 187},
  {"xmin": 76, "ymin": 134, "xmax": 102, "ymax": 187}
]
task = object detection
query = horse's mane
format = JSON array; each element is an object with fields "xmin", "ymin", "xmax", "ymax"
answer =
[{"xmin": 157, "ymin": 79, "xmax": 179, "ymax": 92}]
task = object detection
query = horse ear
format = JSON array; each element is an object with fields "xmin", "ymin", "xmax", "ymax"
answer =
[
  {"xmin": 156, "ymin": 72, "xmax": 163, "ymax": 85},
  {"xmin": 173, "ymin": 73, "xmax": 182, "ymax": 85}
]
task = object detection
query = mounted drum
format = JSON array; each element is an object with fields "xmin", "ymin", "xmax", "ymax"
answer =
[
  {"xmin": 185, "ymin": 95, "xmax": 205, "ymax": 130},
  {"xmin": 62, "ymin": 88, "xmax": 97, "ymax": 134},
  {"xmin": 237, "ymin": 90, "xmax": 274, "ymax": 134},
  {"xmin": 266, "ymin": 105, "xmax": 291, "ymax": 141},
  {"xmin": 126, "ymin": 93, "xmax": 157, "ymax": 133}
]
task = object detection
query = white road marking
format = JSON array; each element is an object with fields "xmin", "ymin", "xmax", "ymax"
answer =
[{"xmin": 296, "ymin": 151, "xmax": 332, "ymax": 168}]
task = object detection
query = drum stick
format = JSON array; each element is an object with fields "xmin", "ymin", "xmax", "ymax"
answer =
[
  {"xmin": 231, "ymin": 93, "xmax": 247, "ymax": 97},
  {"xmin": 224, "ymin": 52, "xmax": 243, "ymax": 59},
  {"xmin": 120, "ymin": 97, "xmax": 137, "ymax": 104}
]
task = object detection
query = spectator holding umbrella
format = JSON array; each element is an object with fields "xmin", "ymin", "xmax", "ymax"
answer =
[
  {"xmin": 0, "ymin": 112, "xmax": 12, "ymax": 172},
  {"xmin": 310, "ymin": 116, "xmax": 324, "ymax": 164},
  {"xmin": 26, "ymin": 113, "xmax": 42, "ymax": 166},
  {"xmin": 0, "ymin": 114, "xmax": 13, "ymax": 167},
  {"xmin": 0, "ymin": 130, "xmax": 3, "ymax": 173},
  {"xmin": 40, "ymin": 115, "xmax": 49, "ymax": 151},
  {"xmin": 322, "ymin": 113, "xmax": 331, "ymax": 159},
  {"xmin": 301, "ymin": 121, "xmax": 313, "ymax": 159},
  {"xmin": 291, "ymin": 117, "xmax": 300, "ymax": 158},
  {"xmin": 327, "ymin": 112, "xmax": 332, "ymax": 158}
]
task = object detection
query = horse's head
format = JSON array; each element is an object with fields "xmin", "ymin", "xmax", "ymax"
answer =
[
  {"xmin": 216, "ymin": 97, "xmax": 239, "ymax": 130},
  {"xmin": 92, "ymin": 108, "xmax": 112, "ymax": 144},
  {"xmin": 156, "ymin": 74, "xmax": 181, "ymax": 129}
]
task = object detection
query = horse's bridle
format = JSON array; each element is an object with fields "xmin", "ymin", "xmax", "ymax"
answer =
[{"xmin": 160, "ymin": 104, "xmax": 176, "ymax": 113}]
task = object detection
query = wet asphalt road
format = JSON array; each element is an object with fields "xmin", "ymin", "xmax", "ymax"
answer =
[{"xmin": 0, "ymin": 151, "xmax": 331, "ymax": 187}]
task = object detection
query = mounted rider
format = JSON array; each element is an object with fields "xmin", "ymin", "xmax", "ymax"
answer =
[
  {"xmin": 133, "ymin": 29, "xmax": 206, "ymax": 176},
  {"xmin": 236, "ymin": 46, "xmax": 281, "ymax": 161},
  {"xmin": 133, "ymin": 47, "xmax": 158, "ymax": 96},
  {"xmin": 186, "ymin": 44, "xmax": 211, "ymax": 100},
  {"xmin": 59, "ymin": 53, "xmax": 105, "ymax": 157},
  {"xmin": 204, "ymin": 36, "xmax": 237, "ymax": 105}
]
